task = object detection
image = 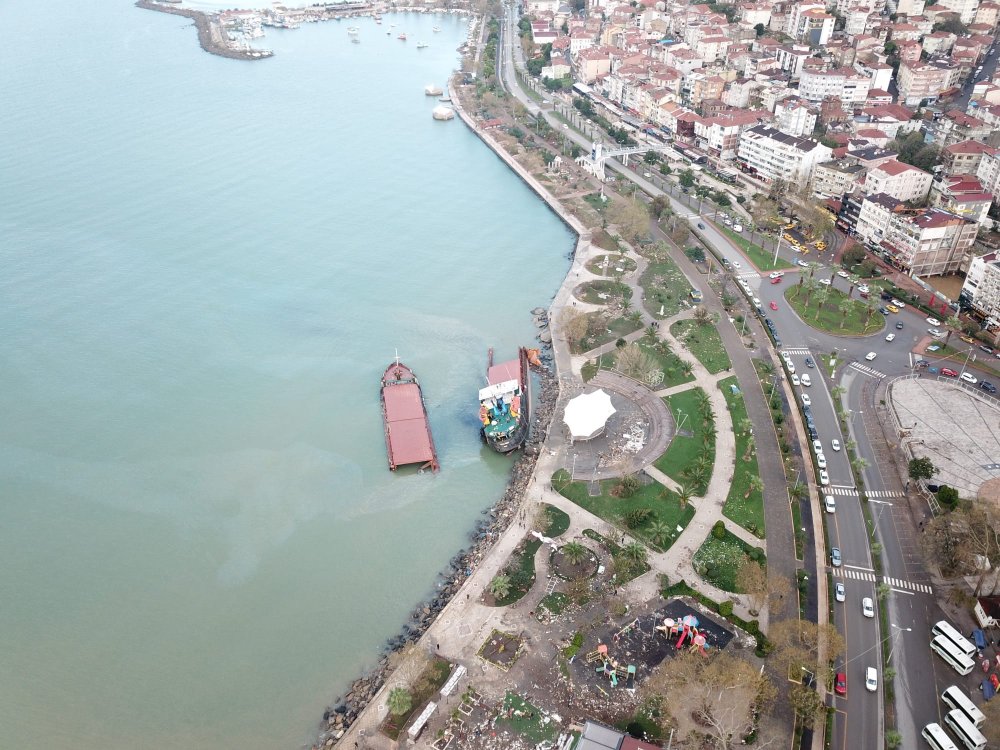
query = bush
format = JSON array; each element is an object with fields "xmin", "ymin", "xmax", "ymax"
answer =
[
  {"xmin": 719, "ymin": 600, "xmax": 734, "ymax": 617},
  {"xmin": 712, "ymin": 520, "xmax": 726, "ymax": 540},
  {"xmin": 624, "ymin": 508, "xmax": 653, "ymax": 528},
  {"xmin": 937, "ymin": 485, "xmax": 959, "ymax": 509},
  {"xmin": 619, "ymin": 473, "xmax": 640, "ymax": 498}
]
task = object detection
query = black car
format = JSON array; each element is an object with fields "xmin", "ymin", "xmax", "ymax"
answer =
[
  {"xmin": 804, "ymin": 356, "xmax": 814, "ymax": 368},
  {"xmin": 981, "ymin": 345, "xmax": 994, "ymax": 355},
  {"xmin": 880, "ymin": 291, "xmax": 893, "ymax": 301},
  {"xmin": 697, "ymin": 222, "xmax": 705, "ymax": 229},
  {"xmin": 895, "ymin": 321, "xmax": 904, "ymax": 329},
  {"xmin": 982, "ymin": 381, "xmax": 998, "ymax": 394},
  {"xmin": 879, "ymin": 307, "xmax": 889, "ymax": 315}
]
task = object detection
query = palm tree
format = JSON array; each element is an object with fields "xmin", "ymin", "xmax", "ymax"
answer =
[
  {"xmin": 649, "ymin": 520, "xmax": 672, "ymax": 546},
  {"xmin": 387, "ymin": 687, "xmax": 413, "ymax": 717},
  {"xmin": 738, "ymin": 418, "xmax": 753, "ymax": 436},
  {"xmin": 628, "ymin": 310, "xmax": 643, "ymax": 326},
  {"xmin": 743, "ymin": 435, "xmax": 756, "ymax": 462},
  {"xmin": 696, "ymin": 390, "xmax": 712, "ymax": 412},
  {"xmin": 943, "ymin": 314, "xmax": 962, "ymax": 348},
  {"xmin": 695, "ymin": 452, "xmax": 713, "ymax": 473},
  {"xmin": 644, "ymin": 324, "xmax": 658, "ymax": 343},
  {"xmin": 802, "ymin": 278, "xmax": 819, "ymax": 306},
  {"xmin": 838, "ymin": 298, "xmax": 852, "ymax": 329},
  {"xmin": 680, "ymin": 360, "xmax": 694, "ymax": 378},
  {"xmin": 745, "ymin": 474, "xmax": 764, "ymax": 499},
  {"xmin": 622, "ymin": 541, "xmax": 648, "ymax": 565},
  {"xmin": 757, "ymin": 360, "xmax": 775, "ymax": 377},
  {"xmin": 676, "ymin": 485, "xmax": 694, "ymax": 510},
  {"xmin": 489, "ymin": 574, "xmax": 512, "ymax": 601},
  {"xmin": 789, "ymin": 481, "xmax": 808, "ymax": 501},
  {"xmin": 561, "ymin": 541, "xmax": 588, "ymax": 566},
  {"xmin": 851, "ymin": 456, "xmax": 869, "ymax": 478},
  {"xmin": 812, "ymin": 287, "xmax": 829, "ymax": 318},
  {"xmin": 683, "ymin": 463, "xmax": 708, "ymax": 490}
]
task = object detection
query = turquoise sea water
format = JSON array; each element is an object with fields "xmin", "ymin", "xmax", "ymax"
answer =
[{"xmin": 0, "ymin": 4, "xmax": 572, "ymax": 749}]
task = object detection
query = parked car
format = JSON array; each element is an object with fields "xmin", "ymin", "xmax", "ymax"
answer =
[
  {"xmin": 980, "ymin": 345, "xmax": 994, "ymax": 355},
  {"xmin": 928, "ymin": 328, "xmax": 944, "ymax": 337},
  {"xmin": 891, "ymin": 299, "xmax": 905, "ymax": 308},
  {"xmin": 879, "ymin": 307, "xmax": 890, "ymax": 315},
  {"xmin": 801, "ymin": 374, "xmax": 812, "ymax": 386},
  {"xmin": 960, "ymin": 335, "xmax": 975, "ymax": 344},
  {"xmin": 865, "ymin": 667, "xmax": 878, "ymax": 692},
  {"xmin": 835, "ymin": 582, "xmax": 845, "ymax": 601},
  {"xmin": 825, "ymin": 495, "xmax": 837, "ymax": 513},
  {"xmin": 941, "ymin": 368, "xmax": 958, "ymax": 377},
  {"xmin": 862, "ymin": 597, "xmax": 875, "ymax": 618},
  {"xmin": 801, "ymin": 393, "xmax": 811, "ymax": 406},
  {"xmin": 797, "ymin": 259, "xmax": 809, "ymax": 267},
  {"xmin": 819, "ymin": 469, "xmax": 830, "ymax": 486},
  {"xmin": 837, "ymin": 270, "xmax": 849, "ymax": 278},
  {"xmin": 927, "ymin": 317, "xmax": 941, "ymax": 326},
  {"xmin": 886, "ymin": 305, "xmax": 899, "ymax": 313},
  {"xmin": 791, "ymin": 373, "xmax": 800, "ymax": 386},
  {"xmin": 768, "ymin": 271, "xmax": 784, "ymax": 279},
  {"xmin": 819, "ymin": 278, "xmax": 831, "ymax": 286},
  {"xmin": 981, "ymin": 381, "xmax": 997, "ymax": 394},
  {"xmin": 960, "ymin": 372, "xmax": 977, "ymax": 384},
  {"xmin": 816, "ymin": 453, "xmax": 827, "ymax": 469},
  {"xmin": 831, "ymin": 547, "xmax": 842, "ymax": 567},
  {"xmin": 857, "ymin": 284, "xmax": 870, "ymax": 294},
  {"xmin": 835, "ymin": 672, "xmax": 847, "ymax": 695},
  {"xmin": 865, "ymin": 352, "xmax": 877, "ymax": 361},
  {"xmin": 813, "ymin": 439, "xmax": 823, "ymax": 454}
]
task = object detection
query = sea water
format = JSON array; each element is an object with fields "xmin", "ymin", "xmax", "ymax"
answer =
[{"xmin": 0, "ymin": 3, "xmax": 572, "ymax": 748}]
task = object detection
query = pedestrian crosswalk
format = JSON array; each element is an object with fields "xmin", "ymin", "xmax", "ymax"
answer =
[
  {"xmin": 848, "ymin": 361, "xmax": 886, "ymax": 379},
  {"xmin": 781, "ymin": 347, "xmax": 810, "ymax": 356},
  {"xmin": 827, "ymin": 487, "xmax": 904, "ymax": 498},
  {"xmin": 831, "ymin": 568, "xmax": 934, "ymax": 594},
  {"xmin": 735, "ymin": 271, "xmax": 759, "ymax": 281}
]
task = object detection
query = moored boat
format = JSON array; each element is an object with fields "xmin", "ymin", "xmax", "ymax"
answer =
[
  {"xmin": 397, "ymin": 32, "xmax": 407, "ymax": 40},
  {"xmin": 381, "ymin": 358, "xmax": 439, "ymax": 472},
  {"xmin": 478, "ymin": 347, "xmax": 530, "ymax": 453}
]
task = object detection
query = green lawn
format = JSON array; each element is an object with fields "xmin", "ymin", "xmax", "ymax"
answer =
[
  {"xmin": 495, "ymin": 693, "xmax": 559, "ymax": 744},
  {"xmin": 791, "ymin": 498, "xmax": 804, "ymax": 561},
  {"xmin": 670, "ymin": 318, "xmax": 732, "ymax": 374},
  {"xmin": 637, "ymin": 251, "xmax": 695, "ymax": 320},
  {"xmin": 718, "ymin": 376, "xmax": 765, "ymax": 538},
  {"xmin": 552, "ymin": 469, "xmax": 695, "ymax": 552},
  {"xmin": 493, "ymin": 537, "xmax": 541, "ymax": 606},
  {"xmin": 716, "ymin": 224, "xmax": 793, "ymax": 271},
  {"xmin": 574, "ymin": 314, "xmax": 644, "ymax": 354},
  {"xmin": 581, "ymin": 528, "xmax": 652, "ymax": 584},
  {"xmin": 654, "ymin": 387, "xmax": 714, "ymax": 495},
  {"xmin": 586, "ymin": 253, "xmax": 637, "ymax": 276},
  {"xmin": 692, "ymin": 530, "xmax": 766, "ymax": 593},
  {"xmin": 784, "ymin": 285, "xmax": 884, "ymax": 336},
  {"xmin": 539, "ymin": 592, "xmax": 569, "ymax": 615},
  {"xmin": 586, "ymin": 336, "xmax": 695, "ymax": 389},
  {"xmin": 576, "ymin": 279, "xmax": 633, "ymax": 305},
  {"xmin": 543, "ymin": 504, "xmax": 571, "ymax": 537},
  {"xmin": 592, "ymin": 228, "xmax": 621, "ymax": 253}
]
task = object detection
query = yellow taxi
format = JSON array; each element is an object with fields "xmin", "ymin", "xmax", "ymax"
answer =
[
  {"xmin": 886, "ymin": 305, "xmax": 899, "ymax": 313},
  {"xmin": 783, "ymin": 233, "xmax": 795, "ymax": 242},
  {"xmin": 960, "ymin": 335, "xmax": 975, "ymax": 344},
  {"xmin": 815, "ymin": 241, "xmax": 827, "ymax": 250}
]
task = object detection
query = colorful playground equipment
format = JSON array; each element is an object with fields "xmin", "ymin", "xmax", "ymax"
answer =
[
  {"xmin": 613, "ymin": 618, "xmax": 639, "ymax": 643},
  {"xmin": 654, "ymin": 615, "xmax": 710, "ymax": 655}
]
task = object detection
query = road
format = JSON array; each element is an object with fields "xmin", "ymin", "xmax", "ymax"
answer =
[{"xmin": 492, "ymin": 10, "xmax": 1000, "ymax": 746}]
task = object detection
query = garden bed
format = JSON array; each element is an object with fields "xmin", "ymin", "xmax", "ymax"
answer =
[
  {"xmin": 654, "ymin": 387, "xmax": 714, "ymax": 495},
  {"xmin": 671, "ymin": 318, "xmax": 732, "ymax": 374},
  {"xmin": 379, "ymin": 656, "xmax": 453, "ymax": 740},
  {"xmin": 692, "ymin": 529, "xmax": 766, "ymax": 593},
  {"xmin": 784, "ymin": 285, "xmax": 883, "ymax": 336},
  {"xmin": 637, "ymin": 251, "xmax": 694, "ymax": 320},
  {"xmin": 718, "ymin": 376, "xmax": 765, "ymax": 538}
]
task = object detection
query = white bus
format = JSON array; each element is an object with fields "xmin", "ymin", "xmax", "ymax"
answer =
[
  {"xmin": 933, "ymin": 620, "xmax": 977, "ymax": 658},
  {"xmin": 944, "ymin": 709, "xmax": 987, "ymax": 750},
  {"xmin": 930, "ymin": 635, "xmax": 975, "ymax": 676},
  {"xmin": 922, "ymin": 722, "xmax": 959, "ymax": 750},
  {"xmin": 942, "ymin": 686, "xmax": 985, "ymax": 728}
]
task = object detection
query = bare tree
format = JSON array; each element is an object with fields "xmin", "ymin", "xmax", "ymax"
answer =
[
  {"xmin": 559, "ymin": 307, "xmax": 589, "ymax": 349},
  {"xmin": 736, "ymin": 559, "xmax": 768, "ymax": 615},
  {"xmin": 616, "ymin": 342, "xmax": 661, "ymax": 384},
  {"xmin": 768, "ymin": 619, "xmax": 845, "ymax": 683},
  {"xmin": 788, "ymin": 684, "xmax": 826, "ymax": 728},
  {"xmin": 609, "ymin": 197, "xmax": 651, "ymax": 243}
]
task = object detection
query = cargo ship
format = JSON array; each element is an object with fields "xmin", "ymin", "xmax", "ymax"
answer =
[
  {"xmin": 381, "ymin": 358, "xmax": 439, "ymax": 472},
  {"xmin": 478, "ymin": 347, "xmax": 531, "ymax": 453}
]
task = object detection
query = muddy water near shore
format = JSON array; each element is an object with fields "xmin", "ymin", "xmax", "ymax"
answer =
[{"xmin": 0, "ymin": 3, "xmax": 572, "ymax": 750}]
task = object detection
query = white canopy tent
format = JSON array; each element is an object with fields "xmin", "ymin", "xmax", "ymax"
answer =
[{"xmin": 563, "ymin": 389, "xmax": 616, "ymax": 441}]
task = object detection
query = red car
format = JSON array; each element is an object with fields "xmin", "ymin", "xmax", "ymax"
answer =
[
  {"xmin": 941, "ymin": 368, "xmax": 958, "ymax": 377},
  {"xmin": 835, "ymin": 672, "xmax": 847, "ymax": 696},
  {"xmin": 771, "ymin": 276, "xmax": 782, "ymax": 284},
  {"xmin": 769, "ymin": 301, "xmax": 778, "ymax": 310}
]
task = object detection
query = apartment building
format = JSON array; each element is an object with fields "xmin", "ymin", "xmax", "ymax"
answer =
[
  {"xmin": 929, "ymin": 174, "xmax": 994, "ymax": 225},
  {"xmin": 897, "ymin": 60, "xmax": 960, "ymax": 106},
  {"xmin": 812, "ymin": 160, "xmax": 867, "ymax": 198},
  {"xmin": 962, "ymin": 252, "xmax": 1000, "ymax": 326},
  {"xmin": 786, "ymin": 2, "xmax": 835, "ymax": 45},
  {"xmin": 774, "ymin": 97, "xmax": 818, "ymax": 136},
  {"xmin": 737, "ymin": 124, "xmax": 833, "ymax": 185},
  {"xmin": 942, "ymin": 140, "xmax": 998, "ymax": 175},
  {"xmin": 798, "ymin": 67, "xmax": 872, "ymax": 103},
  {"xmin": 694, "ymin": 109, "xmax": 769, "ymax": 159},
  {"xmin": 862, "ymin": 159, "xmax": 933, "ymax": 202}
]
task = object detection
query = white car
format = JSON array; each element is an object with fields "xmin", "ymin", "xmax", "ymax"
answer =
[
  {"xmin": 928, "ymin": 328, "xmax": 944, "ymax": 338},
  {"xmin": 865, "ymin": 667, "xmax": 878, "ymax": 692},
  {"xmin": 786, "ymin": 362, "xmax": 796, "ymax": 374},
  {"xmin": 927, "ymin": 317, "xmax": 941, "ymax": 326},
  {"xmin": 819, "ymin": 469, "xmax": 830, "ymax": 486},
  {"xmin": 835, "ymin": 581, "xmax": 845, "ymax": 601},
  {"xmin": 819, "ymin": 278, "xmax": 832, "ymax": 286},
  {"xmin": 816, "ymin": 453, "xmax": 827, "ymax": 469},
  {"xmin": 791, "ymin": 373, "xmax": 800, "ymax": 386},
  {"xmin": 643, "ymin": 171, "xmax": 652, "ymax": 178},
  {"xmin": 813, "ymin": 439, "xmax": 823, "ymax": 454},
  {"xmin": 865, "ymin": 352, "xmax": 877, "ymax": 361},
  {"xmin": 732, "ymin": 261, "xmax": 742, "ymax": 269},
  {"xmin": 891, "ymin": 299, "xmax": 906, "ymax": 308},
  {"xmin": 862, "ymin": 597, "xmax": 875, "ymax": 618},
  {"xmin": 837, "ymin": 270, "xmax": 849, "ymax": 278},
  {"xmin": 831, "ymin": 439, "xmax": 841, "ymax": 452},
  {"xmin": 769, "ymin": 271, "xmax": 784, "ymax": 279},
  {"xmin": 960, "ymin": 372, "xmax": 978, "ymax": 384},
  {"xmin": 801, "ymin": 374, "xmax": 812, "ymax": 386},
  {"xmin": 734, "ymin": 224, "xmax": 743, "ymax": 233},
  {"xmin": 801, "ymin": 393, "xmax": 811, "ymax": 406},
  {"xmin": 752, "ymin": 297, "xmax": 761, "ymax": 308},
  {"xmin": 885, "ymin": 333, "xmax": 895, "ymax": 342},
  {"xmin": 858, "ymin": 284, "xmax": 870, "ymax": 293},
  {"xmin": 825, "ymin": 495, "xmax": 837, "ymax": 514}
]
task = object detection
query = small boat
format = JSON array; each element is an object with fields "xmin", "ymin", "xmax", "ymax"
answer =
[
  {"xmin": 381, "ymin": 357, "xmax": 439, "ymax": 472},
  {"xmin": 425, "ymin": 84, "xmax": 443, "ymax": 96},
  {"xmin": 433, "ymin": 26, "xmax": 441, "ymax": 32},
  {"xmin": 416, "ymin": 41, "xmax": 429, "ymax": 48},
  {"xmin": 478, "ymin": 347, "xmax": 531, "ymax": 453},
  {"xmin": 347, "ymin": 26, "xmax": 359, "ymax": 34},
  {"xmin": 398, "ymin": 32, "xmax": 407, "ymax": 40}
]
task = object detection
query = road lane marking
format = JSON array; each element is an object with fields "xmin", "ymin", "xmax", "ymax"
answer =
[
  {"xmin": 844, "ymin": 564, "xmax": 875, "ymax": 572},
  {"xmin": 891, "ymin": 588, "xmax": 916, "ymax": 595}
]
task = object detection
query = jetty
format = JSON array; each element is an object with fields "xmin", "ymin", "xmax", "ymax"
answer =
[{"xmin": 380, "ymin": 360, "xmax": 439, "ymax": 472}]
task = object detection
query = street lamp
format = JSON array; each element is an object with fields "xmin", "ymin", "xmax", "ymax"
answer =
[
  {"xmin": 887, "ymin": 624, "xmax": 912, "ymax": 664},
  {"xmin": 869, "ymin": 499, "xmax": 891, "ymax": 538}
]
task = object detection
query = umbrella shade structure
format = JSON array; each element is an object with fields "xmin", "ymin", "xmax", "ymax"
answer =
[{"xmin": 563, "ymin": 389, "xmax": 616, "ymax": 440}]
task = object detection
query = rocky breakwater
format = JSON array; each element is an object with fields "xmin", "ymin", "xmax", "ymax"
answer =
[
  {"xmin": 313, "ymin": 333, "xmax": 560, "ymax": 749},
  {"xmin": 135, "ymin": 0, "xmax": 273, "ymax": 61}
]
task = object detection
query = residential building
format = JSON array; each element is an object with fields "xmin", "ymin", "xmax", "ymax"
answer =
[
  {"xmin": 798, "ymin": 67, "xmax": 872, "ymax": 104},
  {"xmin": 929, "ymin": 174, "xmax": 994, "ymax": 224},
  {"xmin": 977, "ymin": 147, "xmax": 1000, "ymax": 194},
  {"xmin": 854, "ymin": 60, "xmax": 894, "ymax": 93},
  {"xmin": 775, "ymin": 44, "xmax": 813, "ymax": 79},
  {"xmin": 862, "ymin": 160, "xmax": 933, "ymax": 202},
  {"xmin": 812, "ymin": 160, "xmax": 867, "ymax": 198},
  {"xmin": 774, "ymin": 97, "xmax": 818, "ymax": 136},
  {"xmin": 737, "ymin": 124, "xmax": 833, "ymax": 185},
  {"xmin": 930, "ymin": 109, "xmax": 992, "ymax": 148},
  {"xmin": 963, "ymin": 253, "xmax": 1000, "ymax": 326},
  {"xmin": 942, "ymin": 140, "xmax": 998, "ymax": 175},
  {"xmin": 694, "ymin": 109, "xmax": 770, "ymax": 159},
  {"xmin": 897, "ymin": 60, "xmax": 960, "ymax": 106},
  {"xmin": 937, "ymin": 0, "xmax": 980, "ymax": 23},
  {"xmin": 787, "ymin": 2, "xmax": 835, "ymax": 45}
]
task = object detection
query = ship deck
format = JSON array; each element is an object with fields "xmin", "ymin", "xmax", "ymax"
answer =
[
  {"xmin": 488, "ymin": 358, "xmax": 520, "ymax": 385},
  {"xmin": 383, "ymin": 380, "xmax": 439, "ymax": 471}
]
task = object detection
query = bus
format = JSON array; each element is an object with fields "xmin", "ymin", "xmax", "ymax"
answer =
[
  {"xmin": 933, "ymin": 620, "xmax": 977, "ymax": 658},
  {"xmin": 931, "ymin": 635, "xmax": 975, "ymax": 676},
  {"xmin": 921, "ymin": 723, "xmax": 959, "ymax": 750},
  {"xmin": 942, "ymin": 686, "xmax": 985, "ymax": 728},
  {"xmin": 944, "ymin": 709, "xmax": 987, "ymax": 750},
  {"xmin": 690, "ymin": 288, "xmax": 703, "ymax": 303}
]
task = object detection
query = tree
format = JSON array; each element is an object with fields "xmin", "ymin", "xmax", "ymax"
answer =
[
  {"xmin": 754, "ymin": 22, "xmax": 766, "ymax": 36},
  {"xmin": 649, "ymin": 520, "xmax": 672, "ymax": 546},
  {"xmin": 642, "ymin": 650, "xmax": 776, "ymax": 747},
  {"xmin": 387, "ymin": 687, "xmax": 413, "ymax": 717},
  {"xmin": 788, "ymin": 685, "xmax": 826, "ymax": 728},
  {"xmin": 851, "ymin": 456, "xmax": 869, "ymax": 477},
  {"xmin": 650, "ymin": 195, "xmax": 672, "ymax": 219},
  {"xmin": 842, "ymin": 243, "xmax": 867, "ymax": 267},
  {"xmin": 693, "ymin": 305, "xmax": 713, "ymax": 326},
  {"xmin": 812, "ymin": 287, "xmax": 830, "ymax": 317},
  {"xmin": 679, "ymin": 169, "xmax": 696, "ymax": 188},
  {"xmin": 561, "ymin": 541, "xmax": 588, "ymax": 566},
  {"xmin": 609, "ymin": 197, "xmax": 651, "ymax": 243},
  {"xmin": 768, "ymin": 619, "xmax": 846, "ymax": 683},
  {"xmin": 622, "ymin": 541, "xmax": 648, "ymax": 565},
  {"xmin": 744, "ymin": 474, "xmax": 763, "ymax": 499},
  {"xmin": 560, "ymin": 307, "xmax": 590, "ymax": 350},
  {"xmin": 908, "ymin": 456, "xmax": 937, "ymax": 482},
  {"xmin": 789, "ymin": 481, "xmax": 808, "ymax": 501},
  {"xmin": 838, "ymin": 298, "xmax": 853, "ymax": 328},
  {"xmin": 943, "ymin": 314, "xmax": 962, "ymax": 348},
  {"xmin": 933, "ymin": 17, "xmax": 968, "ymax": 34},
  {"xmin": 616, "ymin": 342, "xmax": 662, "ymax": 384},
  {"xmin": 676, "ymin": 485, "xmax": 694, "ymax": 510},
  {"xmin": 736, "ymin": 558, "xmax": 768, "ymax": 614},
  {"xmin": 489, "ymin": 574, "xmax": 512, "ymax": 600}
]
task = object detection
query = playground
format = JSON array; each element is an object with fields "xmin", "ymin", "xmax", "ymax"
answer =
[{"xmin": 570, "ymin": 600, "xmax": 735, "ymax": 695}]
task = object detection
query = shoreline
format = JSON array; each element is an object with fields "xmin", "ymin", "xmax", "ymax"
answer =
[{"xmin": 312, "ymin": 62, "xmax": 594, "ymax": 750}]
